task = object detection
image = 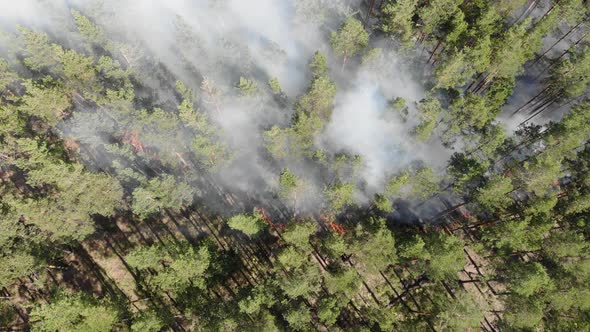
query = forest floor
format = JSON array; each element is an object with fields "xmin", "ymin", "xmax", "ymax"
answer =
[
  {"xmin": 4, "ymin": 205, "xmax": 507, "ymax": 331},
  {"xmin": 448, "ymin": 219, "xmax": 506, "ymax": 332},
  {"xmin": 459, "ymin": 246, "xmax": 504, "ymax": 331}
]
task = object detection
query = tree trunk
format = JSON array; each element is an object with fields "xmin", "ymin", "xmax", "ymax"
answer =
[
  {"xmin": 536, "ymin": 30, "xmax": 590, "ymax": 79},
  {"xmin": 466, "ymin": 72, "xmax": 484, "ymax": 91},
  {"xmin": 538, "ymin": 0, "xmax": 562, "ymax": 22},
  {"xmin": 511, "ymin": 86, "xmax": 551, "ymax": 115},
  {"xmin": 472, "ymin": 70, "xmax": 496, "ymax": 94},
  {"xmin": 428, "ymin": 40, "xmax": 442, "ymax": 63},
  {"xmin": 431, "ymin": 45, "xmax": 446, "ymax": 66},
  {"xmin": 310, "ymin": 243, "xmax": 329, "ymax": 271},
  {"xmin": 364, "ymin": 0, "xmax": 377, "ymax": 28},
  {"xmin": 345, "ymin": 258, "xmax": 382, "ymax": 306},
  {"xmin": 433, "ymin": 202, "xmax": 467, "ymax": 221},
  {"xmin": 518, "ymin": 93, "xmax": 562, "ymax": 126},
  {"xmin": 440, "ymin": 280, "xmax": 457, "ymax": 299},
  {"xmin": 514, "ymin": 0, "xmax": 538, "ymax": 25},
  {"xmin": 530, "ymin": 21, "xmax": 582, "ymax": 67}
]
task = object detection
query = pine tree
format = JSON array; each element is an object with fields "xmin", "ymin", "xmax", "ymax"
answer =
[
  {"xmin": 380, "ymin": 0, "xmax": 418, "ymax": 45},
  {"xmin": 228, "ymin": 213, "xmax": 266, "ymax": 237},
  {"xmin": 424, "ymin": 233, "xmax": 464, "ymax": 281},
  {"xmin": 30, "ymin": 292, "xmax": 119, "ymax": 332},
  {"xmin": 414, "ymin": 97, "xmax": 442, "ymax": 141},
  {"xmin": 331, "ymin": 17, "xmax": 369, "ymax": 69},
  {"xmin": 132, "ymin": 175, "xmax": 194, "ymax": 219}
]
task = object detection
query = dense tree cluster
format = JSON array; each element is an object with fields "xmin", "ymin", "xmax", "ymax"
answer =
[{"xmin": 1, "ymin": 0, "xmax": 590, "ymax": 331}]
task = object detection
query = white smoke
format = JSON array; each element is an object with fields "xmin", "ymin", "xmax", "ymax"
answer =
[{"xmin": 1, "ymin": 0, "xmax": 446, "ymax": 210}]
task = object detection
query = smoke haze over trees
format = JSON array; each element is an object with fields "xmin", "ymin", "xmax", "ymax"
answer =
[{"xmin": 0, "ymin": 0, "xmax": 590, "ymax": 331}]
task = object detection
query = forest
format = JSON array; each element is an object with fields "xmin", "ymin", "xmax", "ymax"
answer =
[{"xmin": 0, "ymin": 0, "xmax": 590, "ymax": 331}]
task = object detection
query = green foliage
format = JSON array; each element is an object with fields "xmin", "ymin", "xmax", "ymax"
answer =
[
  {"xmin": 277, "ymin": 246, "xmax": 309, "ymax": 270},
  {"xmin": 295, "ymin": 75, "xmax": 336, "ymax": 121},
  {"xmin": 549, "ymin": 47, "xmax": 590, "ymax": 98},
  {"xmin": 502, "ymin": 295, "xmax": 544, "ymax": 330},
  {"xmin": 14, "ymin": 139, "xmax": 123, "ymax": 242},
  {"xmin": 524, "ymin": 193, "xmax": 558, "ymax": 216},
  {"xmin": 398, "ymin": 235, "xmax": 430, "ymax": 260},
  {"xmin": 132, "ymin": 175, "xmax": 194, "ymax": 218},
  {"xmin": 418, "ymin": 0, "xmax": 463, "ymax": 35},
  {"xmin": 542, "ymin": 230, "xmax": 588, "ymax": 260},
  {"xmin": 282, "ymin": 221, "xmax": 316, "ymax": 250},
  {"xmin": 124, "ymin": 245, "xmax": 164, "ymax": 270},
  {"xmin": 435, "ymin": 49, "xmax": 470, "ymax": 89},
  {"xmin": 565, "ymin": 192, "xmax": 590, "ymax": 215},
  {"xmin": 483, "ymin": 218, "xmax": 534, "ymax": 254},
  {"xmin": 309, "ymin": 51, "xmax": 328, "ymax": 78},
  {"xmin": 387, "ymin": 97, "xmax": 408, "ymax": 120},
  {"xmin": 97, "ymin": 56, "xmax": 129, "ymax": 84},
  {"xmin": 444, "ymin": 10, "xmax": 468, "ymax": 45},
  {"xmin": 366, "ymin": 306, "xmax": 403, "ymax": 331},
  {"xmin": 126, "ymin": 241, "xmax": 211, "ymax": 294},
  {"xmin": 59, "ymin": 49, "xmax": 98, "ymax": 94},
  {"xmin": 264, "ymin": 126, "xmax": 290, "ymax": 159},
  {"xmin": 176, "ymin": 81, "xmax": 230, "ymax": 170},
  {"xmin": 18, "ymin": 27, "xmax": 62, "ymax": 72},
  {"xmin": 413, "ymin": 167, "xmax": 441, "ymax": 199},
  {"xmin": 131, "ymin": 311, "xmax": 164, "ymax": 332},
  {"xmin": 433, "ymin": 290, "xmax": 483, "ymax": 331},
  {"xmin": 268, "ymin": 77, "xmax": 282, "ymax": 94},
  {"xmin": 317, "ymin": 297, "xmax": 341, "ymax": 325},
  {"xmin": 290, "ymin": 113, "xmax": 324, "ymax": 157},
  {"xmin": 237, "ymin": 76, "xmax": 258, "ymax": 96},
  {"xmin": 30, "ymin": 292, "xmax": 118, "ymax": 332},
  {"xmin": 474, "ymin": 176, "xmax": 513, "ymax": 211},
  {"xmin": 331, "ymin": 17, "xmax": 369, "ymax": 66},
  {"xmin": 373, "ymin": 193, "xmax": 394, "ymax": 213},
  {"xmin": 19, "ymin": 79, "xmax": 71, "ymax": 127},
  {"xmin": 414, "ymin": 97, "xmax": 442, "ymax": 141},
  {"xmin": 0, "ymin": 59, "xmax": 18, "ymax": 92},
  {"xmin": 476, "ymin": 124, "xmax": 507, "ymax": 158},
  {"xmin": 488, "ymin": 19, "xmax": 534, "ymax": 80},
  {"xmin": 0, "ymin": 301, "xmax": 18, "ymax": 327},
  {"xmin": 278, "ymin": 168, "xmax": 298, "ymax": 198},
  {"xmin": 0, "ymin": 251, "xmax": 37, "ymax": 289},
  {"xmin": 284, "ymin": 303, "xmax": 312, "ymax": 331},
  {"xmin": 484, "ymin": 77, "xmax": 514, "ymax": 110},
  {"xmin": 506, "ymin": 262, "xmax": 553, "ymax": 297},
  {"xmin": 322, "ymin": 233, "xmax": 348, "ymax": 258},
  {"xmin": 3, "ymin": 4, "xmax": 590, "ymax": 331},
  {"xmin": 277, "ymin": 263, "xmax": 322, "ymax": 298},
  {"xmin": 380, "ymin": 0, "xmax": 418, "ymax": 44},
  {"xmin": 425, "ymin": 233, "xmax": 464, "ymax": 281},
  {"xmin": 385, "ymin": 171, "xmax": 410, "ymax": 197},
  {"xmin": 324, "ymin": 267, "xmax": 360, "ymax": 297},
  {"xmin": 523, "ymin": 152, "xmax": 563, "ymax": 195},
  {"xmin": 278, "ymin": 168, "xmax": 311, "ymax": 208},
  {"xmin": 176, "ymin": 80, "xmax": 194, "ymax": 102},
  {"xmin": 353, "ymin": 218, "xmax": 398, "ymax": 272},
  {"xmin": 228, "ymin": 213, "xmax": 266, "ymax": 237},
  {"xmin": 324, "ymin": 182, "xmax": 355, "ymax": 212},
  {"xmin": 466, "ymin": 35, "xmax": 492, "ymax": 74},
  {"xmin": 71, "ymin": 10, "xmax": 113, "ymax": 53},
  {"xmin": 448, "ymin": 93, "xmax": 496, "ymax": 133},
  {"xmin": 447, "ymin": 153, "xmax": 486, "ymax": 193},
  {"xmin": 238, "ymin": 284, "xmax": 277, "ymax": 315}
]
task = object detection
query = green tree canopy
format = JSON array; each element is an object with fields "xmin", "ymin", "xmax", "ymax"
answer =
[
  {"xmin": 228, "ymin": 213, "xmax": 266, "ymax": 237},
  {"xmin": 30, "ymin": 292, "xmax": 118, "ymax": 332},
  {"xmin": 331, "ymin": 17, "xmax": 369, "ymax": 69}
]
